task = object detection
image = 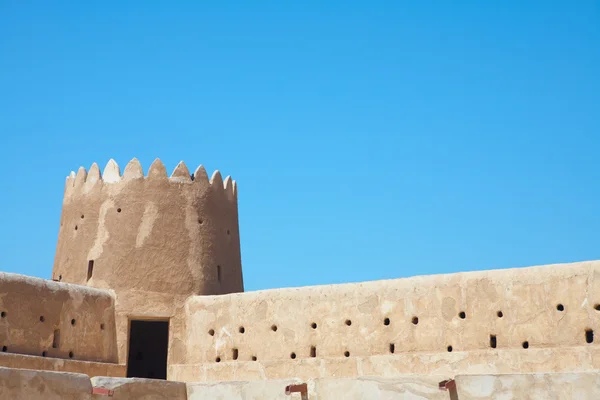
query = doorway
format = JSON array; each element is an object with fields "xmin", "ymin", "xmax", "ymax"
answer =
[{"xmin": 126, "ymin": 320, "xmax": 169, "ymax": 380}]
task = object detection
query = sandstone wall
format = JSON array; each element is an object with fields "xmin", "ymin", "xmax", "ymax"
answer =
[
  {"xmin": 183, "ymin": 261, "xmax": 600, "ymax": 370},
  {"xmin": 0, "ymin": 273, "xmax": 118, "ymax": 363}
]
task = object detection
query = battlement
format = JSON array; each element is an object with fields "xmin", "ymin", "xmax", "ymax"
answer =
[{"xmin": 63, "ymin": 158, "xmax": 237, "ymax": 203}]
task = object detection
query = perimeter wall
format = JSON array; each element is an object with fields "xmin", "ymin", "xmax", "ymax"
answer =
[{"xmin": 175, "ymin": 261, "xmax": 600, "ymax": 380}]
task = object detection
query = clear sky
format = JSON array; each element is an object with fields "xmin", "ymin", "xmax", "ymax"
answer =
[{"xmin": 0, "ymin": 1, "xmax": 598, "ymax": 291}]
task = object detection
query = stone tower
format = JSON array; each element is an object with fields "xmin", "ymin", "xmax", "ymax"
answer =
[{"xmin": 52, "ymin": 158, "xmax": 244, "ymax": 297}]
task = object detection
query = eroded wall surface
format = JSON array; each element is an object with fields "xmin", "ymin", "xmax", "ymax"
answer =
[
  {"xmin": 0, "ymin": 367, "xmax": 92, "ymax": 400},
  {"xmin": 91, "ymin": 376, "xmax": 187, "ymax": 400},
  {"xmin": 182, "ymin": 261, "xmax": 600, "ymax": 378},
  {"xmin": 0, "ymin": 273, "xmax": 118, "ymax": 363}
]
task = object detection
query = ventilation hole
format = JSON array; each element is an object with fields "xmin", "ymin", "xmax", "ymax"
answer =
[
  {"xmin": 345, "ymin": 319, "xmax": 352, "ymax": 326},
  {"xmin": 556, "ymin": 304, "xmax": 564, "ymax": 311},
  {"xmin": 412, "ymin": 316, "xmax": 419, "ymax": 325},
  {"xmin": 74, "ymin": 225, "xmax": 78, "ymax": 231},
  {"xmin": 251, "ymin": 356, "xmax": 257, "ymax": 361},
  {"xmin": 1, "ymin": 312, "xmax": 5, "ymax": 318},
  {"xmin": 227, "ymin": 229, "xmax": 230, "ymax": 235},
  {"xmin": 239, "ymin": 326, "xmax": 245, "ymax": 334},
  {"xmin": 68, "ymin": 351, "xmax": 74, "ymax": 358},
  {"xmin": 100, "ymin": 323, "xmax": 105, "ymax": 330},
  {"xmin": 383, "ymin": 317, "xmax": 390, "ymax": 326},
  {"xmin": 310, "ymin": 346, "xmax": 316, "ymax": 358},
  {"xmin": 42, "ymin": 351, "xmax": 47, "ymax": 357},
  {"xmin": 232, "ymin": 348, "xmax": 238, "ymax": 360},
  {"xmin": 52, "ymin": 330, "xmax": 60, "ymax": 348},
  {"xmin": 80, "ymin": 214, "xmax": 84, "ymax": 219},
  {"xmin": 39, "ymin": 316, "xmax": 45, "ymax": 322},
  {"xmin": 117, "ymin": 208, "xmax": 122, "ymax": 213},
  {"xmin": 208, "ymin": 329, "xmax": 215, "ymax": 336},
  {"xmin": 87, "ymin": 260, "xmax": 94, "ymax": 281},
  {"xmin": 1, "ymin": 346, "xmax": 6, "ymax": 352},
  {"xmin": 595, "ymin": 304, "xmax": 600, "ymax": 311},
  {"xmin": 217, "ymin": 265, "xmax": 221, "ymax": 282},
  {"xmin": 389, "ymin": 343, "xmax": 395, "ymax": 354},
  {"xmin": 522, "ymin": 341, "xmax": 529, "ymax": 349},
  {"xmin": 58, "ymin": 275, "xmax": 62, "ymax": 281},
  {"xmin": 497, "ymin": 311, "xmax": 503, "ymax": 318},
  {"xmin": 459, "ymin": 311, "xmax": 466, "ymax": 319},
  {"xmin": 586, "ymin": 329, "xmax": 594, "ymax": 344},
  {"xmin": 198, "ymin": 218, "xmax": 203, "ymax": 225},
  {"xmin": 71, "ymin": 319, "xmax": 76, "ymax": 326},
  {"xmin": 311, "ymin": 322, "xmax": 317, "ymax": 329},
  {"xmin": 290, "ymin": 352, "xmax": 296, "ymax": 359},
  {"xmin": 344, "ymin": 351, "xmax": 350, "ymax": 357},
  {"xmin": 215, "ymin": 357, "xmax": 221, "ymax": 362},
  {"xmin": 490, "ymin": 334, "xmax": 497, "ymax": 349},
  {"xmin": 447, "ymin": 345, "xmax": 453, "ymax": 352},
  {"xmin": 271, "ymin": 325, "xmax": 278, "ymax": 332}
]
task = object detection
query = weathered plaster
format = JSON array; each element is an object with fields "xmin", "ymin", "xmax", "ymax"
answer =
[
  {"xmin": 182, "ymin": 261, "xmax": 600, "ymax": 368},
  {"xmin": 0, "ymin": 273, "xmax": 117, "ymax": 363}
]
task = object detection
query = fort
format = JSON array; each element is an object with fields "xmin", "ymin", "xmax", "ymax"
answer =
[{"xmin": 1, "ymin": 158, "xmax": 599, "ymax": 399}]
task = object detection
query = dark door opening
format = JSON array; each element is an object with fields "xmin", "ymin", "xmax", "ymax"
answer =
[{"xmin": 126, "ymin": 320, "xmax": 169, "ymax": 380}]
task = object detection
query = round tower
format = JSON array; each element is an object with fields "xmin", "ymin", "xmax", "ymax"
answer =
[{"xmin": 52, "ymin": 158, "xmax": 244, "ymax": 296}]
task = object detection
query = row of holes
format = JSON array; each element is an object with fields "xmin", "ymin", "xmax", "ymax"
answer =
[
  {"xmin": 0, "ymin": 313, "xmax": 104, "ymax": 331},
  {"xmin": 207, "ymin": 304, "xmax": 600, "ymax": 336},
  {"xmin": 208, "ymin": 317, "xmax": 419, "ymax": 336},
  {"xmin": 73, "ymin": 210, "xmax": 232, "ymax": 236},
  {"xmin": 212, "ymin": 330, "xmax": 596, "ymax": 363}
]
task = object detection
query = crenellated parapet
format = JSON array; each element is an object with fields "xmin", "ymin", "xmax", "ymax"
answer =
[
  {"xmin": 52, "ymin": 158, "xmax": 243, "ymax": 297},
  {"xmin": 63, "ymin": 158, "xmax": 237, "ymax": 203}
]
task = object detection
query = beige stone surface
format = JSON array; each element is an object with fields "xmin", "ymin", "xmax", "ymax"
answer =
[
  {"xmin": 187, "ymin": 376, "xmax": 450, "ymax": 399},
  {"xmin": 0, "ymin": 272, "xmax": 118, "ymax": 363},
  {"xmin": 53, "ymin": 158, "xmax": 243, "ymax": 364},
  {"xmin": 169, "ymin": 346, "xmax": 600, "ymax": 382},
  {"xmin": 0, "ymin": 366, "xmax": 92, "ymax": 400},
  {"xmin": 312, "ymin": 376, "xmax": 450, "ymax": 400},
  {"xmin": 0, "ymin": 352, "xmax": 125, "ymax": 377},
  {"xmin": 186, "ymin": 378, "xmax": 304, "ymax": 400},
  {"xmin": 183, "ymin": 260, "xmax": 600, "ymax": 369},
  {"xmin": 455, "ymin": 372, "xmax": 600, "ymax": 399},
  {"xmin": 91, "ymin": 376, "xmax": 187, "ymax": 399}
]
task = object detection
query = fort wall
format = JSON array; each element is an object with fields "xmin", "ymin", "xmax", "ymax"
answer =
[
  {"xmin": 52, "ymin": 158, "xmax": 243, "ymax": 297},
  {"xmin": 182, "ymin": 261, "xmax": 600, "ymax": 372},
  {"xmin": 0, "ymin": 273, "xmax": 118, "ymax": 363}
]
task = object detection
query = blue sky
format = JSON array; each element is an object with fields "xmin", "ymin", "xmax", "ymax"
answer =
[{"xmin": 0, "ymin": 1, "xmax": 598, "ymax": 291}]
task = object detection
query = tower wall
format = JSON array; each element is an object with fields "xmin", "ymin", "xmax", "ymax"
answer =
[{"xmin": 52, "ymin": 158, "xmax": 243, "ymax": 297}]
